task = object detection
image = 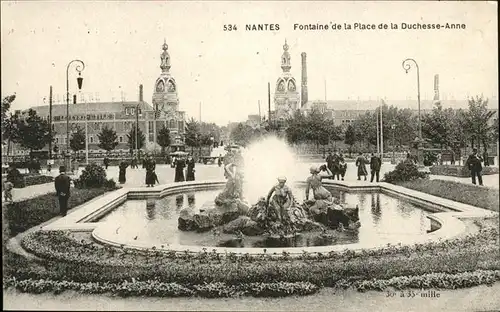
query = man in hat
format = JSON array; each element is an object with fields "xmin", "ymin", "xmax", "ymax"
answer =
[
  {"xmin": 54, "ymin": 166, "xmax": 71, "ymax": 216},
  {"xmin": 466, "ymin": 148, "xmax": 483, "ymax": 186}
]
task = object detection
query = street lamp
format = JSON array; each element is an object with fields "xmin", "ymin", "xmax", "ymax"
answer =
[
  {"xmin": 391, "ymin": 124, "xmax": 396, "ymax": 164},
  {"xmin": 402, "ymin": 58, "xmax": 422, "ymax": 163},
  {"xmin": 135, "ymin": 103, "xmax": 142, "ymax": 158},
  {"xmin": 66, "ymin": 59, "xmax": 85, "ymax": 170}
]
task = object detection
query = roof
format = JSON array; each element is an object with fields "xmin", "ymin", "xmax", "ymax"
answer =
[
  {"xmin": 25, "ymin": 101, "xmax": 154, "ymax": 116},
  {"xmin": 303, "ymin": 99, "xmax": 499, "ymax": 111}
]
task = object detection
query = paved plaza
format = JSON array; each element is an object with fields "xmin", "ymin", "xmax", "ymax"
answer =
[{"xmin": 4, "ymin": 162, "xmax": 498, "ymax": 204}]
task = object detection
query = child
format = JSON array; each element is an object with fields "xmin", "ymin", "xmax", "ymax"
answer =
[{"xmin": 4, "ymin": 180, "xmax": 14, "ymax": 203}]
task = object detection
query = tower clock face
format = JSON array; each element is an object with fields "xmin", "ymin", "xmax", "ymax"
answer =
[{"xmin": 156, "ymin": 80, "xmax": 165, "ymax": 92}]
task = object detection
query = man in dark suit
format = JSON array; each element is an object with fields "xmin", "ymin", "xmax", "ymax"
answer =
[
  {"xmin": 466, "ymin": 148, "xmax": 483, "ymax": 186},
  {"xmin": 54, "ymin": 166, "xmax": 71, "ymax": 216},
  {"xmin": 370, "ymin": 153, "xmax": 382, "ymax": 182}
]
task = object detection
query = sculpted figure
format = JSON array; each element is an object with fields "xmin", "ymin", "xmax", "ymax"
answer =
[{"xmin": 266, "ymin": 176, "xmax": 294, "ymax": 223}]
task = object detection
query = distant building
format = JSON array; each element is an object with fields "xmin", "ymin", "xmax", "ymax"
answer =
[
  {"xmin": 246, "ymin": 114, "xmax": 261, "ymax": 128},
  {"xmin": 274, "ymin": 40, "xmax": 300, "ymax": 123},
  {"xmin": 9, "ymin": 40, "xmax": 186, "ymax": 157}
]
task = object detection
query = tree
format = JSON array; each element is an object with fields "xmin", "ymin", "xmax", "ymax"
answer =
[
  {"xmin": 97, "ymin": 126, "xmax": 118, "ymax": 152},
  {"xmin": 1, "ymin": 94, "xmax": 16, "ymax": 141},
  {"xmin": 461, "ymin": 95, "xmax": 496, "ymax": 150},
  {"xmin": 157, "ymin": 125, "xmax": 171, "ymax": 156},
  {"xmin": 285, "ymin": 110, "xmax": 307, "ymax": 145},
  {"xmin": 230, "ymin": 123, "xmax": 254, "ymax": 147},
  {"xmin": 344, "ymin": 124, "xmax": 356, "ymax": 156},
  {"xmin": 70, "ymin": 126, "xmax": 86, "ymax": 153},
  {"xmin": 185, "ymin": 118, "xmax": 201, "ymax": 153},
  {"xmin": 127, "ymin": 125, "xmax": 146, "ymax": 151},
  {"xmin": 2, "ymin": 95, "xmax": 21, "ymax": 157},
  {"xmin": 17, "ymin": 109, "xmax": 52, "ymax": 156},
  {"xmin": 422, "ymin": 102, "xmax": 455, "ymax": 149}
]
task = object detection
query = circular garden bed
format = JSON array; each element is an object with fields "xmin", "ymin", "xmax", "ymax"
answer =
[{"xmin": 3, "ymin": 218, "xmax": 499, "ymax": 298}]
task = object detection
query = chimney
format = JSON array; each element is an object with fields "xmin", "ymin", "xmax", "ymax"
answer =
[
  {"xmin": 433, "ymin": 74, "xmax": 440, "ymax": 102},
  {"xmin": 301, "ymin": 52, "xmax": 308, "ymax": 107},
  {"xmin": 139, "ymin": 84, "xmax": 144, "ymax": 102}
]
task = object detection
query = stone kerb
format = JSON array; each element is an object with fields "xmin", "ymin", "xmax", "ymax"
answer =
[
  {"xmin": 41, "ymin": 181, "xmax": 228, "ymax": 232},
  {"xmin": 89, "ymin": 179, "xmax": 497, "ymax": 257}
]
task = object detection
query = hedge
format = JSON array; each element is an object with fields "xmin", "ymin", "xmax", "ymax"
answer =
[{"xmin": 430, "ymin": 165, "xmax": 499, "ymax": 177}]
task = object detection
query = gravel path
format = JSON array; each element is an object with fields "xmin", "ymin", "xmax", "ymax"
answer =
[{"xmin": 3, "ymin": 284, "xmax": 500, "ymax": 311}]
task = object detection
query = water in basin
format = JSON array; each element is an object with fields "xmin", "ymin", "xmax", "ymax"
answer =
[{"xmin": 98, "ymin": 186, "xmax": 431, "ymax": 248}]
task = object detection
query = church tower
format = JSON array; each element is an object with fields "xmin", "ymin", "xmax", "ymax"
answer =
[
  {"xmin": 274, "ymin": 40, "xmax": 300, "ymax": 121},
  {"xmin": 152, "ymin": 40, "xmax": 185, "ymax": 150}
]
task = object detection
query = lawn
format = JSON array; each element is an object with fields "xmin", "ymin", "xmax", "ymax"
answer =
[
  {"xmin": 398, "ymin": 179, "xmax": 499, "ymax": 212},
  {"xmin": 3, "ymin": 187, "xmax": 117, "ymax": 239}
]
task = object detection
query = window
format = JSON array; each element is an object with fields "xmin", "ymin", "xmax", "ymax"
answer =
[
  {"xmin": 131, "ymin": 108, "xmax": 135, "ymax": 115},
  {"xmin": 148, "ymin": 121, "xmax": 154, "ymax": 133},
  {"xmin": 119, "ymin": 136, "xmax": 123, "ymax": 143},
  {"xmin": 55, "ymin": 138, "xmax": 59, "ymax": 143},
  {"xmin": 90, "ymin": 136, "xmax": 94, "ymax": 143}
]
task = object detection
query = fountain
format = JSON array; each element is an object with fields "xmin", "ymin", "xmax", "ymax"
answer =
[{"xmin": 178, "ymin": 136, "xmax": 361, "ymax": 242}]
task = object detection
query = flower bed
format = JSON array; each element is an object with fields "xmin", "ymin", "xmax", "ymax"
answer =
[
  {"xmin": 398, "ymin": 180, "xmax": 499, "ymax": 212},
  {"xmin": 430, "ymin": 165, "xmax": 499, "ymax": 177},
  {"xmin": 3, "ymin": 219, "xmax": 497, "ymax": 297},
  {"xmin": 4, "ymin": 187, "xmax": 117, "ymax": 237}
]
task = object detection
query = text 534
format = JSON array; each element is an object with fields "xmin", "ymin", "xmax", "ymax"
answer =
[{"xmin": 223, "ymin": 24, "xmax": 238, "ymax": 31}]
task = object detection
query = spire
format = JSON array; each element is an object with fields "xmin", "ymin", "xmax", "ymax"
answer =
[
  {"xmin": 281, "ymin": 39, "xmax": 291, "ymax": 73},
  {"xmin": 160, "ymin": 39, "xmax": 171, "ymax": 73}
]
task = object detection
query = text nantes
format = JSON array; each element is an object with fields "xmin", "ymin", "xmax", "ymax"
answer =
[{"xmin": 246, "ymin": 24, "xmax": 280, "ymax": 31}]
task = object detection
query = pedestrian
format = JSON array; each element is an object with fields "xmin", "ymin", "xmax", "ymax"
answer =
[
  {"xmin": 103, "ymin": 156, "xmax": 110, "ymax": 170},
  {"xmin": 339, "ymin": 152, "xmax": 347, "ymax": 181},
  {"xmin": 218, "ymin": 154, "xmax": 223, "ymax": 167},
  {"xmin": 54, "ymin": 166, "xmax": 71, "ymax": 217},
  {"xmin": 333, "ymin": 151, "xmax": 344, "ymax": 180},
  {"xmin": 355, "ymin": 152, "xmax": 368, "ymax": 181},
  {"xmin": 145, "ymin": 155, "xmax": 157, "ymax": 187},
  {"xmin": 186, "ymin": 154, "xmax": 196, "ymax": 181},
  {"xmin": 6, "ymin": 164, "xmax": 21, "ymax": 187},
  {"xmin": 466, "ymin": 148, "xmax": 483, "ymax": 186},
  {"xmin": 483, "ymin": 149, "xmax": 489, "ymax": 167},
  {"xmin": 175, "ymin": 156, "xmax": 186, "ymax": 182},
  {"xmin": 118, "ymin": 161, "xmax": 129, "ymax": 184},
  {"xmin": 131, "ymin": 157, "xmax": 138, "ymax": 169},
  {"xmin": 3, "ymin": 179, "xmax": 14, "ymax": 203},
  {"xmin": 370, "ymin": 153, "xmax": 382, "ymax": 182},
  {"xmin": 326, "ymin": 151, "xmax": 334, "ymax": 179}
]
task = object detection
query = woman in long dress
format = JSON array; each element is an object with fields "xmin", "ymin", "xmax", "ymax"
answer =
[
  {"xmin": 145, "ymin": 156, "xmax": 157, "ymax": 187},
  {"xmin": 174, "ymin": 157, "xmax": 186, "ymax": 182},
  {"xmin": 355, "ymin": 153, "xmax": 368, "ymax": 181},
  {"xmin": 266, "ymin": 176, "xmax": 294, "ymax": 223},
  {"xmin": 186, "ymin": 155, "xmax": 195, "ymax": 181},
  {"xmin": 118, "ymin": 161, "xmax": 128, "ymax": 184}
]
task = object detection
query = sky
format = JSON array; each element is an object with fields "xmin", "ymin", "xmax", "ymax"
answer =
[{"xmin": 1, "ymin": 1, "xmax": 498, "ymax": 125}]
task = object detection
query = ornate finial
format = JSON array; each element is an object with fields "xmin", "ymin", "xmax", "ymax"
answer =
[
  {"xmin": 283, "ymin": 39, "xmax": 289, "ymax": 51},
  {"xmin": 281, "ymin": 39, "xmax": 291, "ymax": 73},
  {"xmin": 160, "ymin": 39, "xmax": 171, "ymax": 73}
]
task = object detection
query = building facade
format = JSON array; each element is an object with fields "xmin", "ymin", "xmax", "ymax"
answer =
[{"xmin": 9, "ymin": 40, "xmax": 186, "ymax": 157}]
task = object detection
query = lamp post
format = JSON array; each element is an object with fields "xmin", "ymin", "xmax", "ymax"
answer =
[
  {"xmin": 391, "ymin": 124, "xmax": 396, "ymax": 164},
  {"xmin": 402, "ymin": 58, "xmax": 422, "ymax": 163},
  {"xmin": 135, "ymin": 103, "xmax": 140, "ymax": 158},
  {"xmin": 66, "ymin": 59, "xmax": 85, "ymax": 170}
]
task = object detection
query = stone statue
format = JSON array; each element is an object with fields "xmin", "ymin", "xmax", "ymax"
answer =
[{"xmin": 266, "ymin": 176, "xmax": 294, "ymax": 223}]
